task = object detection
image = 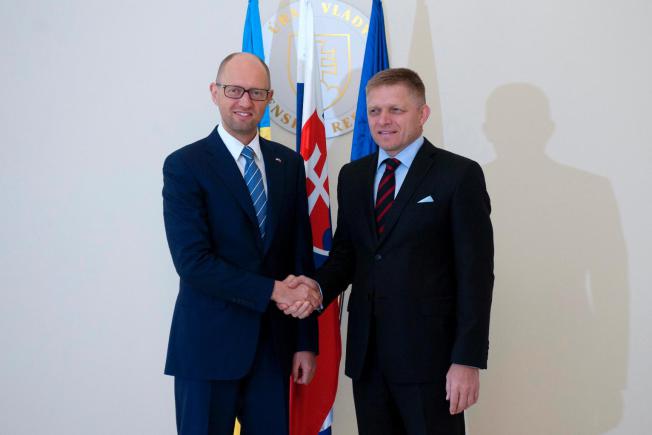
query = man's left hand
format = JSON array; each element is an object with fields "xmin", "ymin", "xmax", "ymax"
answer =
[
  {"xmin": 446, "ymin": 364, "xmax": 480, "ymax": 415},
  {"xmin": 292, "ymin": 351, "xmax": 317, "ymax": 385}
]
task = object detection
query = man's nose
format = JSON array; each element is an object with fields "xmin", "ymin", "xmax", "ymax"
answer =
[
  {"xmin": 378, "ymin": 111, "xmax": 391, "ymax": 125},
  {"xmin": 238, "ymin": 91, "xmax": 254, "ymax": 106}
]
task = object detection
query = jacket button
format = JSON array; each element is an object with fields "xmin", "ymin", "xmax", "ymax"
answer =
[{"xmin": 374, "ymin": 254, "xmax": 382, "ymax": 261}]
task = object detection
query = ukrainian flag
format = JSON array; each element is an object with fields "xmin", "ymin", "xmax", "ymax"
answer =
[
  {"xmin": 242, "ymin": 0, "xmax": 272, "ymax": 140},
  {"xmin": 234, "ymin": 3, "xmax": 270, "ymax": 433}
]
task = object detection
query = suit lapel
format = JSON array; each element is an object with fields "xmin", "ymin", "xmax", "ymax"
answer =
[
  {"xmin": 204, "ymin": 128, "xmax": 261, "ymax": 244},
  {"xmin": 377, "ymin": 140, "xmax": 437, "ymax": 247},
  {"xmin": 362, "ymin": 153, "xmax": 381, "ymax": 243},
  {"xmin": 260, "ymin": 139, "xmax": 285, "ymax": 254}
]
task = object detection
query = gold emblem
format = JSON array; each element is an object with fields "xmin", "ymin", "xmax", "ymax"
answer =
[{"xmin": 263, "ymin": 1, "xmax": 369, "ymax": 138}]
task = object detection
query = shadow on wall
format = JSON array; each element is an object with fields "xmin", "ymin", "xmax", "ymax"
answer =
[
  {"xmin": 467, "ymin": 83, "xmax": 629, "ymax": 435},
  {"xmin": 408, "ymin": 0, "xmax": 443, "ymax": 146}
]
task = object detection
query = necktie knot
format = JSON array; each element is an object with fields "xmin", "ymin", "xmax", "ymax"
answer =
[
  {"xmin": 384, "ymin": 158, "xmax": 400, "ymax": 172},
  {"xmin": 241, "ymin": 146, "xmax": 255, "ymax": 161}
]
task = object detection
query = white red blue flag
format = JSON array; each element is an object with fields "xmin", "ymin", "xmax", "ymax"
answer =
[{"xmin": 290, "ymin": 1, "xmax": 342, "ymax": 434}]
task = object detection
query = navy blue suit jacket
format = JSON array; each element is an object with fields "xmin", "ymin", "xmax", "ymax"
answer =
[{"xmin": 163, "ymin": 127, "xmax": 317, "ymax": 381}]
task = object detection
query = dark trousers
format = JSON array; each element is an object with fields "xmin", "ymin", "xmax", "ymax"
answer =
[
  {"xmin": 174, "ymin": 327, "xmax": 288, "ymax": 435},
  {"xmin": 352, "ymin": 328, "xmax": 465, "ymax": 435}
]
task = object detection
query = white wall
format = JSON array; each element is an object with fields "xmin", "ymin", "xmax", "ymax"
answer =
[{"xmin": 1, "ymin": 1, "xmax": 650, "ymax": 434}]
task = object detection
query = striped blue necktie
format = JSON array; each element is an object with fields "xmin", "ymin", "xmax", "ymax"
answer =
[{"xmin": 241, "ymin": 146, "xmax": 267, "ymax": 239}]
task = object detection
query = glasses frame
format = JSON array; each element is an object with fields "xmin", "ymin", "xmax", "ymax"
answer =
[{"xmin": 215, "ymin": 83, "xmax": 271, "ymax": 101}]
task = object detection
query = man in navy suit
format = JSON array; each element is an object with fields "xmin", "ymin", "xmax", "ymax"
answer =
[
  {"xmin": 284, "ymin": 68, "xmax": 494, "ymax": 435},
  {"xmin": 162, "ymin": 52, "xmax": 321, "ymax": 435}
]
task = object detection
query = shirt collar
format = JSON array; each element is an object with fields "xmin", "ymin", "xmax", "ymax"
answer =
[
  {"xmin": 217, "ymin": 124, "xmax": 263, "ymax": 163},
  {"xmin": 377, "ymin": 136, "xmax": 424, "ymax": 170}
]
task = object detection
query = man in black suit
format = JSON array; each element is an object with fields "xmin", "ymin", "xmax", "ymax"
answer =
[
  {"xmin": 284, "ymin": 68, "xmax": 494, "ymax": 434},
  {"xmin": 163, "ymin": 52, "xmax": 321, "ymax": 435}
]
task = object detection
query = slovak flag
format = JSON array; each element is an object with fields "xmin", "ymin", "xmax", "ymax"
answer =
[{"xmin": 290, "ymin": 1, "xmax": 342, "ymax": 435}]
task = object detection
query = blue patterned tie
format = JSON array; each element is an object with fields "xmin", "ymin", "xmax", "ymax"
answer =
[{"xmin": 241, "ymin": 146, "xmax": 267, "ymax": 239}]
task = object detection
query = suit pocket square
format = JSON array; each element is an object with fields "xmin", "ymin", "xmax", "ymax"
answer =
[{"xmin": 417, "ymin": 195, "xmax": 434, "ymax": 203}]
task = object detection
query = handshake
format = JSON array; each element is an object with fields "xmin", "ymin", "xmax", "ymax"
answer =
[{"xmin": 271, "ymin": 275, "xmax": 322, "ymax": 319}]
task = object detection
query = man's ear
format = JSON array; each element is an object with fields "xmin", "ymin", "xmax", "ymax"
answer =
[
  {"xmin": 209, "ymin": 82, "xmax": 219, "ymax": 106},
  {"xmin": 420, "ymin": 103, "xmax": 431, "ymax": 126}
]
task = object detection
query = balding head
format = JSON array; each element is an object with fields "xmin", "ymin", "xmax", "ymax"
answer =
[{"xmin": 216, "ymin": 52, "xmax": 271, "ymax": 89}]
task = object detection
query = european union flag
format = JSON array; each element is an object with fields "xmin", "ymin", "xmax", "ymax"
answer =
[{"xmin": 350, "ymin": 0, "xmax": 389, "ymax": 161}]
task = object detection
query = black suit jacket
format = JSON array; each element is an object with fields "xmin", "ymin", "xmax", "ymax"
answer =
[
  {"xmin": 163, "ymin": 127, "xmax": 317, "ymax": 380},
  {"xmin": 317, "ymin": 139, "xmax": 493, "ymax": 383}
]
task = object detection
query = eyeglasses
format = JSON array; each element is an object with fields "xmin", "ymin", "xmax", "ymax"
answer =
[{"xmin": 215, "ymin": 83, "xmax": 271, "ymax": 101}]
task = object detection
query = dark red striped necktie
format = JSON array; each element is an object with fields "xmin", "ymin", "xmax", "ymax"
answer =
[{"xmin": 375, "ymin": 158, "xmax": 400, "ymax": 236}]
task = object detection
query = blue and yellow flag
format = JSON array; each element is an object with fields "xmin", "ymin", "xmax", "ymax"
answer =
[
  {"xmin": 242, "ymin": 0, "xmax": 272, "ymax": 140},
  {"xmin": 236, "ymin": 6, "xmax": 268, "ymax": 432},
  {"xmin": 350, "ymin": 0, "xmax": 390, "ymax": 160}
]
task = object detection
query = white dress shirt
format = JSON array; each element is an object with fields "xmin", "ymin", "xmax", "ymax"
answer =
[
  {"xmin": 217, "ymin": 124, "xmax": 268, "ymax": 194},
  {"xmin": 373, "ymin": 136, "xmax": 424, "ymax": 201}
]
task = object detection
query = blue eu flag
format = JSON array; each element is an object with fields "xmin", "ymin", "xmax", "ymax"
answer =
[{"xmin": 350, "ymin": 0, "xmax": 390, "ymax": 161}]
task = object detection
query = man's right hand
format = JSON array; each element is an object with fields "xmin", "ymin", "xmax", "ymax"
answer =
[{"xmin": 271, "ymin": 275, "xmax": 322, "ymax": 318}]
